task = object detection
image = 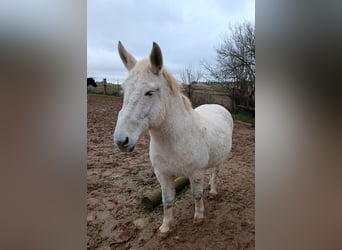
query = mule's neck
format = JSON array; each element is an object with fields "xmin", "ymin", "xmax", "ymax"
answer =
[{"xmin": 149, "ymin": 93, "xmax": 194, "ymax": 143}]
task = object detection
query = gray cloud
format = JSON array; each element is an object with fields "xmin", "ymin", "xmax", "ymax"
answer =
[{"xmin": 87, "ymin": 0, "xmax": 254, "ymax": 82}]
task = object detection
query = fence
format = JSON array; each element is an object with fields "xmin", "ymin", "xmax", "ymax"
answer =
[
  {"xmin": 181, "ymin": 84, "xmax": 234, "ymax": 111},
  {"xmin": 87, "ymin": 78, "xmax": 122, "ymax": 96},
  {"xmin": 87, "ymin": 79, "xmax": 253, "ymax": 115}
]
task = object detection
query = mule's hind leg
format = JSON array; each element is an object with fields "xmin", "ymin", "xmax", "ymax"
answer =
[
  {"xmin": 189, "ymin": 172, "xmax": 205, "ymax": 225},
  {"xmin": 209, "ymin": 167, "xmax": 218, "ymax": 198},
  {"xmin": 155, "ymin": 172, "xmax": 175, "ymax": 238}
]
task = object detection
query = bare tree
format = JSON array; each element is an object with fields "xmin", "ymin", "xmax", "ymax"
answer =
[
  {"xmin": 179, "ymin": 64, "xmax": 203, "ymax": 85},
  {"xmin": 202, "ymin": 22, "xmax": 255, "ymax": 107},
  {"xmin": 179, "ymin": 64, "xmax": 203, "ymax": 99}
]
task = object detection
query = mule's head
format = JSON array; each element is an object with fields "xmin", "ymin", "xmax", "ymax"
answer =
[{"xmin": 113, "ymin": 41, "xmax": 170, "ymax": 152}]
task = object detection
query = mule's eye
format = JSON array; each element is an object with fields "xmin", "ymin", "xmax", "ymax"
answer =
[{"xmin": 145, "ymin": 90, "xmax": 154, "ymax": 96}]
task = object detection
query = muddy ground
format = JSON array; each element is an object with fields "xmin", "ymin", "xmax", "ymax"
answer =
[{"xmin": 87, "ymin": 95, "xmax": 255, "ymax": 250}]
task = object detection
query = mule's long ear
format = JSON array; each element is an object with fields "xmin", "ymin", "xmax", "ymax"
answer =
[
  {"xmin": 150, "ymin": 42, "xmax": 163, "ymax": 75},
  {"xmin": 118, "ymin": 41, "xmax": 136, "ymax": 71}
]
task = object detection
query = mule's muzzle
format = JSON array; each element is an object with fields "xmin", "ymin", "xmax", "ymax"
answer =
[{"xmin": 115, "ymin": 137, "xmax": 135, "ymax": 152}]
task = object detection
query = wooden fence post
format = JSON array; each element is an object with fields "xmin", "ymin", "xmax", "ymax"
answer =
[{"xmin": 103, "ymin": 78, "xmax": 107, "ymax": 95}]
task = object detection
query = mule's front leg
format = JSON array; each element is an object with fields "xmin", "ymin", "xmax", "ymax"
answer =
[
  {"xmin": 190, "ymin": 173, "xmax": 205, "ymax": 225},
  {"xmin": 156, "ymin": 173, "xmax": 175, "ymax": 238}
]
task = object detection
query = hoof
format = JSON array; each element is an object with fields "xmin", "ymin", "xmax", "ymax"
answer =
[
  {"xmin": 193, "ymin": 217, "xmax": 204, "ymax": 226},
  {"xmin": 209, "ymin": 191, "xmax": 218, "ymax": 199},
  {"xmin": 158, "ymin": 230, "xmax": 170, "ymax": 239},
  {"xmin": 158, "ymin": 224, "xmax": 171, "ymax": 240}
]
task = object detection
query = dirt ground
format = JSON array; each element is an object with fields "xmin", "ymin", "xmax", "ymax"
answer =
[{"xmin": 87, "ymin": 95, "xmax": 255, "ymax": 250}]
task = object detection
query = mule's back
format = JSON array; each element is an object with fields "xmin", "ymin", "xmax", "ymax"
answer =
[{"xmin": 195, "ymin": 104, "xmax": 233, "ymax": 167}]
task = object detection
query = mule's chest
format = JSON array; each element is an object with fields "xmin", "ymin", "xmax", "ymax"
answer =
[{"xmin": 149, "ymin": 139, "xmax": 209, "ymax": 176}]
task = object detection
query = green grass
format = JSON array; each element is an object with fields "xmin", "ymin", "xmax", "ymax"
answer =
[
  {"xmin": 175, "ymin": 185, "xmax": 189, "ymax": 200},
  {"xmin": 87, "ymin": 93, "xmax": 123, "ymax": 100},
  {"xmin": 232, "ymin": 113, "xmax": 255, "ymax": 124}
]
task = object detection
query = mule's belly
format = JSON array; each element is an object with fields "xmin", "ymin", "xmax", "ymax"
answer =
[
  {"xmin": 195, "ymin": 104, "xmax": 233, "ymax": 167},
  {"xmin": 149, "ymin": 137, "xmax": 210, "ymax": 177}
]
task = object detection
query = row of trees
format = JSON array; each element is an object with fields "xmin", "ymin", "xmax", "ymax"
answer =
[{"xmin": 179, "ymin": 21, "xmax": 255, "ymax": 109}]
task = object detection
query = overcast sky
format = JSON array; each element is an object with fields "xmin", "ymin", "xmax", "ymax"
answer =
[{"xmin": 87, "ymin": 0, "xmax": 254, "ymax": 83}]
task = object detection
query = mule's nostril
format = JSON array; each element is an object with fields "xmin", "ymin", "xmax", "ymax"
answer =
[
  {"xmin": 123, "ymin": 137, "xmax": 129, "ymax": 147},
  {"xmin": 115, "ymin": 137, "xmax": 130, "ymax": 150}
]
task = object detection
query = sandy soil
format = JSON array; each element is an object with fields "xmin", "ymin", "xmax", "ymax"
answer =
[{"xmin": 87, "ymin": 95, "xmax": 255, "ymax": 250}]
